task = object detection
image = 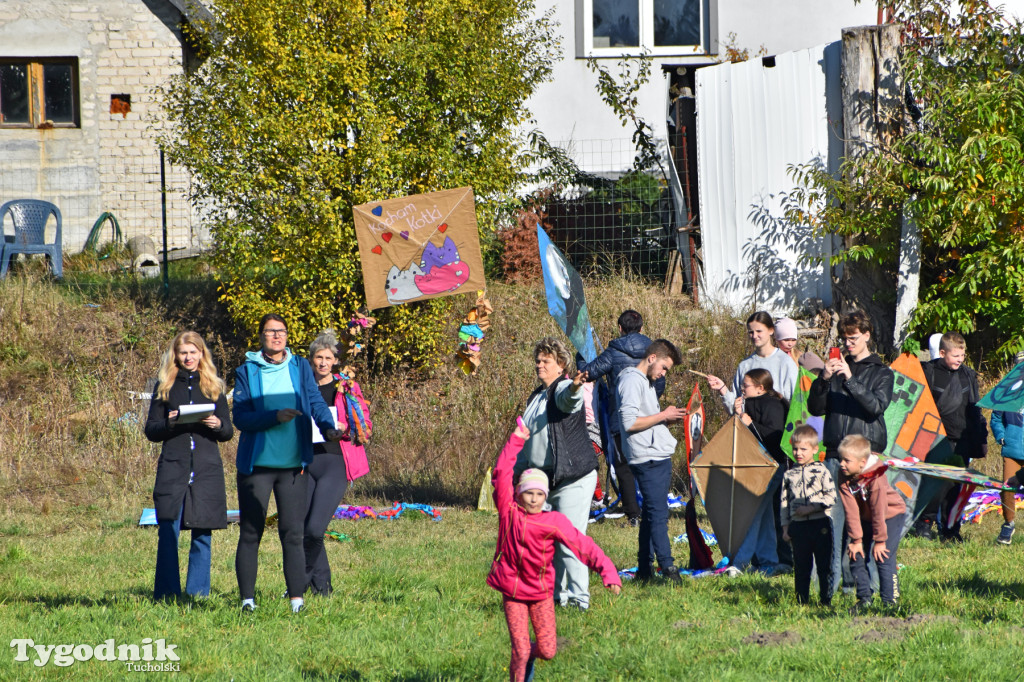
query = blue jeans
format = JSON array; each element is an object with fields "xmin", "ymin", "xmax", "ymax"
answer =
[
  {"xmin": 630, "ymin": 458, "xmax": 675, "ymax": 573},
  {"xmin": 823, "ymin": 457, "xmax": 876, "ymax": 595},
  {"xmin": 850, "ymin": 514, "xmax": 904, "ymax": 604},
  {"xmin": 154, "ymin": 503, "xmax": 212, "ymax": 600},
  {"xmin": 732, "ymin": 469, "xmax": 781, "ymax": 569}
]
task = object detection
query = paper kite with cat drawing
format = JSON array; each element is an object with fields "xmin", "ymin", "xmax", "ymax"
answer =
[{"xmin": 353, "ymin": 187, "xmax": 486, "ymax": 309}]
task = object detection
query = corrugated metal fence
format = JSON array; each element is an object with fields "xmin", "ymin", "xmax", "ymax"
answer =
[{"xmin": 696, "ymin": 42, "xmax": 842, "ymax": 313}]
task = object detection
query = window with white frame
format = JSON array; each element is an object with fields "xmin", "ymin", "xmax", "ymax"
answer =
[
  {"xmin": 579, "ymin": 0, "xmax": 708, "ymax": 57},
  {"xmin": 0, "ymin": 58, "xmax": 79, "ymax": 128}
]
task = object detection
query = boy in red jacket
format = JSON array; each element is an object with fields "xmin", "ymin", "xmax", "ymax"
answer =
[
  {"xmin": 839, "ymin": 434, "xmax": 906, "ymax": 614},
  {"xmin": 488, "ymin": 418, "xmax": 621, "ymax": 682}
]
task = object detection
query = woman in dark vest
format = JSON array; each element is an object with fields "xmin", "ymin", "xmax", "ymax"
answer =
[
  {"xmin": 145, "ymin": 331, "xmax": 233, "ymax": 601},
  {"xmin": 516, "ymin": 337, "xmax": 595, "ymax": 610}
]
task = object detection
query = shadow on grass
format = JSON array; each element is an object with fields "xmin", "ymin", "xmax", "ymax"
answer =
[
  {"xmin": 936, "ymin": 572, "xmax": 1024, "ymax": 600},
  {"xmin": 0, "ymin": 587, "xmax": 242, "ymax": 610},
  {"xmin": 1, "ymin": 586, "xmax": 153, "ymax": 608}
]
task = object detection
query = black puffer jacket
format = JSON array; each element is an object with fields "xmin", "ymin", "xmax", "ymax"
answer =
[
  {"xmin": 578, "ymin": 333, "xmax": 666, "ymax": 397},
  {"xmin": 743, "ymin": 393, "xmax": 788, "ymax": 469},
  {"xmin": 807, "ymin": 354, "xmax": 894, "ymax": 456},
  {"xmin": 921, "ymin": 359, "xmax": 987, "ymax": 453},
  {"xmin": 145, "ymin": 369, "xmax": 233, "ymax": 528}
]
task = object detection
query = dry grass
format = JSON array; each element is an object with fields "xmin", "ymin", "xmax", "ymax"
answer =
[
  {"xmin": 0, "ymin": 269, "xmax": 754, "ymax": 517},
  {"xmin": 0, "ymin": 274, "xmax": 177, "ymax": 516},
  {"xmin": 360, "ymin": 275, "xmax": 751, "ymax": 503}
]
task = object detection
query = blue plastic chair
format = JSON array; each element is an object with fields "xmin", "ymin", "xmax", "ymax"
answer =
[{"xmin": 0, "ymin": 200, "xmax": 63, "ymax": 278}]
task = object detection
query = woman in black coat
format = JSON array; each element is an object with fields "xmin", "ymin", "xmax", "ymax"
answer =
[{"xmin": 145, "ymin": 331, "xmax": 233, "ymax": 601}]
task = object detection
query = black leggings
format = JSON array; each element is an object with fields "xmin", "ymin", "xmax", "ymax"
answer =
[
  {"xmin": 790, "ymin": 517, "xmax": 833, "ymax": 605},
  {"xmin": 236, "ymin": 467, "xmax": 308, "ymax": 600},
  {"xmin": 304, "ymin": 454, "xmax": 348, "ymax": 595}
]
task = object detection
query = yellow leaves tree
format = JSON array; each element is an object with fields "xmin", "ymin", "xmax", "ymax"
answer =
[{"xmin": 158, "ymin": 0, "xmax": 557, "ymax": 366}]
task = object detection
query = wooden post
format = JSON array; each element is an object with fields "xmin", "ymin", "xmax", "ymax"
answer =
[{"xmin": 834, "ymin": 24, "xmax": 905, "ymax": 352}]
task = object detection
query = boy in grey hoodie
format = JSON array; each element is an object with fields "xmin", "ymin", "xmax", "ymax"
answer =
[{"xmin": 618, "ymin": 339, "xmax": 685, "ymax": 583}]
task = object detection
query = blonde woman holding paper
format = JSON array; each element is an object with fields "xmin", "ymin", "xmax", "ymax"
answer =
[{"xmin": 145, "ymin": 331, "xmax": 233, "ymax": 601}]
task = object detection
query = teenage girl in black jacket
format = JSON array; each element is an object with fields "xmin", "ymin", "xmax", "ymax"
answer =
[
  {"xmin": 145, "ymin": 331, "xmax": 233, "ymax": 601},
  {"xmin": 736, "ymin": 368, "xmax": 792, "ymax": 570}
]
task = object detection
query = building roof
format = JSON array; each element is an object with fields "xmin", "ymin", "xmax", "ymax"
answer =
[{"xmin": 164, "ymin": 0, "xmax": 215, "ymax": 27}]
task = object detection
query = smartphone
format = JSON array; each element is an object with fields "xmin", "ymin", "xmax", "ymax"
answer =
[{"xmin": 829, "ymin": 347, "xmax": 842, "ymax": 361}]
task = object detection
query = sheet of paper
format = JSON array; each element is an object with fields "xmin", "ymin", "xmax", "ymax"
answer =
[
  {"xmin": 176, "ymin": 403, "xmax": 215, "ymax": 424},
  {"xmin": 311, "ymin": 406, "xmax": 339, "ymax": 443}
]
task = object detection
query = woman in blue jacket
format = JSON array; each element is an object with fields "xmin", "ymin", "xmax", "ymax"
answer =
[
  {"xmin": 233, "ymin": 314, "xmax": 342, "ymax": 613},
  {"xmin": 992, "ymin": 408, "xmax": 1024, "ymax": 545}
]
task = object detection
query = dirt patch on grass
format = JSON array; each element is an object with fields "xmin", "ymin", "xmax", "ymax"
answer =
[
  {"xmin": 742, "ymin": 631, "xmax": 802, "ymax": 647},
  {"xmin": 853, "ymin": 614, "xmax": 957, "ymax": 642},
  {"xmin": 673, "ymin": 620, "xmax": 696, "ymax": 630}
]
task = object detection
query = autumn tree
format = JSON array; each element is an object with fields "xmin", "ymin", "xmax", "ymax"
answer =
[
  {"xmin": 789, "ymin": 0, "xmax": 1024, "ymax": 359},
  {"xmin": 159, "ymin": 0, "xmax": 557, "ymax": 365}
]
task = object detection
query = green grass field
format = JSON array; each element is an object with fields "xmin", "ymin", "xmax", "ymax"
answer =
[
  {"xmin": 2, "ymin": 501, "xmax": 1023, "ymax": 680},
  {"xmin": 3, "ymin": 270, "xmax": 1024, "ymax": 679}
]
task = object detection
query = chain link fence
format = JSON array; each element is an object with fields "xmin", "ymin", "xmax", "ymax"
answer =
[
  {"xmin": 0, "ymin": 146, "xmax": 206, "ymax": 276},
  {"xmin": 533, "ymin": 138, "xmax": 680, "ymax": 282}
]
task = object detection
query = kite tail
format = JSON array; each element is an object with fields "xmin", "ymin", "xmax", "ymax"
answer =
[
  {"xmin": 686, "ymin": 500, "xmax": 714, "ymax": 570},
  {"xmin": 946, "ymin": 483, "xmax": 977, "ymax": 529},
  {"xmin": 345, "ymin": 393, "xmax": 369, "ymax": 444}
]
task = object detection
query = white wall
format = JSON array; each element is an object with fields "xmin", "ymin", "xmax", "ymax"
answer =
[
  {"xmin": 526, "ymin": 0, "xmax": 878, "ymax": 167},
  {"xmin": 0, "ymin": 0, "xmax": 198, "ymax": 253}
]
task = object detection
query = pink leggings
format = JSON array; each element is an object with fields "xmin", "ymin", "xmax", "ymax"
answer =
[{"xmin": 503, "ymin": 596, "xmax": 557, "ymax": 682}]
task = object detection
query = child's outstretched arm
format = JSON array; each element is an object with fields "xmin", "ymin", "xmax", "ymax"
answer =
[
  {"xmin": 492, "ymin": 417, "xmax": 530, "ymax": 510},
  {"xmin": 550, "ymin": 513, "xmax": 622, "ymax": 591}
]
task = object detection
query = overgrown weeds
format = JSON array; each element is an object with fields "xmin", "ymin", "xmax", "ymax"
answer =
[{"xmin": 1, "ymin": 268, "xmax": 757, "ymax": 516}]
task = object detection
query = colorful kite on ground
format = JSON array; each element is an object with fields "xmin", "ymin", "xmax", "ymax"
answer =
[
  {"xmin": 353, "ymin": 187, "xmax": 485, "ymax": 309},
  {"xmin": 689, "ymin": 416, "xmax": 778, "ymax": 560},
  {"xmin": 962, "ymin": 490, "xmax": 1024, "ymax": 524},
  {"xmin": 536, "ymin": 226, "xmax": 596, "ymax": 362},
  {"xmin": 781, "ymin": 366, "xmax": 826, "ymax": 461}
]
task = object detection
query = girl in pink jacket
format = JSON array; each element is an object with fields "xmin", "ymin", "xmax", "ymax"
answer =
[{"xmin": 487, "ymin": 418, "xmax": 621, "ymax": 682}]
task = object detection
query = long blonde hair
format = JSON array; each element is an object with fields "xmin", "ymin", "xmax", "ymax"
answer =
[{"xmin": 156, "ymin": 331, "xmax": 225, "ymax": 402}]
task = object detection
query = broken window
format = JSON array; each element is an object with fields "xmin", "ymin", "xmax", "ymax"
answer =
[{"xmin": 0, "ymin": 58, "xmax": 79, "ymax": 128}]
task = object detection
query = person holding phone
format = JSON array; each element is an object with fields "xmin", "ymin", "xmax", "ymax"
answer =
[
  {"xmin": 232, "ymin": 314, "xmax": 344, "ymax": 614},
  {"xmin": 807, "ymin": 311, "xmax": 894, "ymax": 596}
]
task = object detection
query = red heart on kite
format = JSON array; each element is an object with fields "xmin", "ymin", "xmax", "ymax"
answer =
[
  {"xmin": 382, "ymin": 233, "xmax": 393, "ymax": 243},
  {"xmin": 438, "ymin": 223, "xmax": 448, "ymax": 233},
  {"xmin": 371, "ymin": 245, "xmax": 382, "ymax": 255}
]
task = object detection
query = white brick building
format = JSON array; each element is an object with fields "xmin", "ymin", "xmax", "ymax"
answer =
[{"xmin": 0, "ymin": 0, "xmax": 211, "ymax": 254}]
